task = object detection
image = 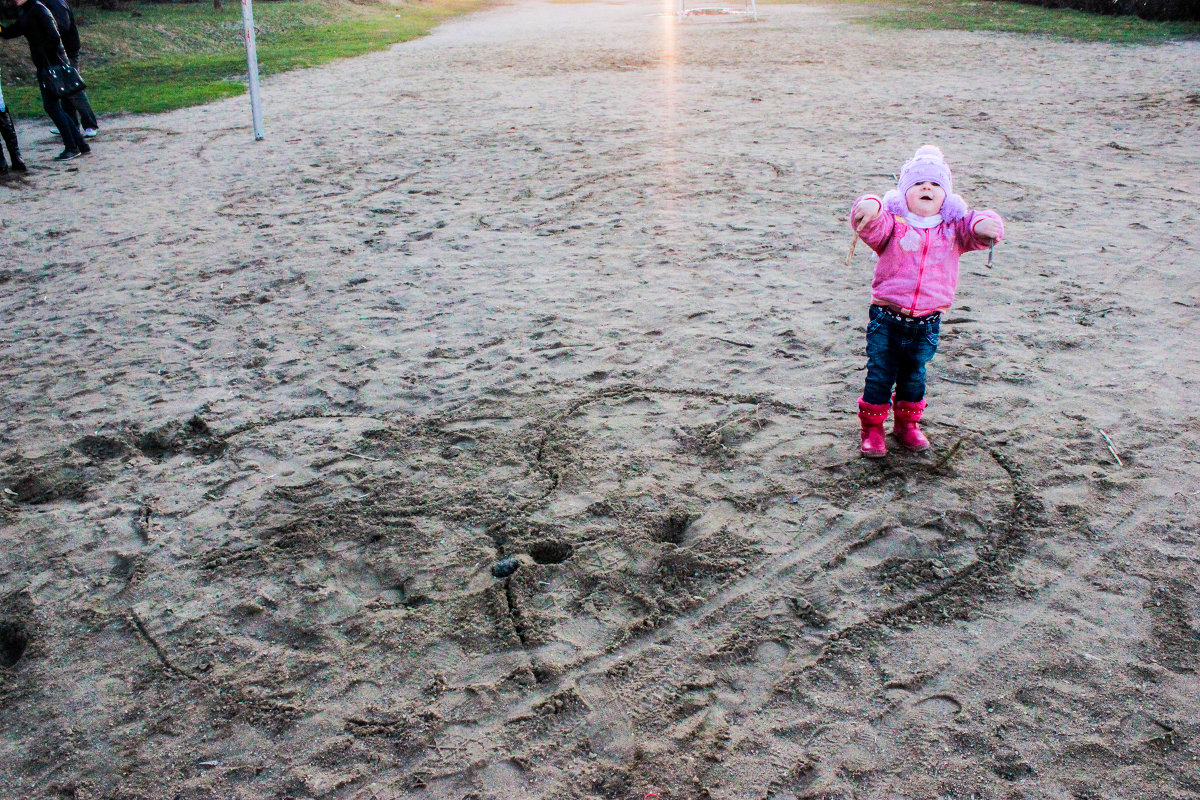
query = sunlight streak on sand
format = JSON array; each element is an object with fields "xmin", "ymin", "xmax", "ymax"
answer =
[{"xmin": 658, "ymin": 0, "xmax": 680, "ymax": 220}]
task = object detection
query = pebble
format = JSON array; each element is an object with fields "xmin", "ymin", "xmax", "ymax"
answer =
[{"xmin": 491, "ymin": 557, "xmax": 520, "ymax": 578}]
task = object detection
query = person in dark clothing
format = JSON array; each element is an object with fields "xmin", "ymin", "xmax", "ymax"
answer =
[
  {"xmin": 42, "ymin": 0, "xmax": 96, "ymax": 136},
  {"xmin": 0, "ymin": 0, "xmax": 89, "ymax": 160},
  {"xmin": 0, "ymin": 71, "xmax": 27, "ymax": 173}
]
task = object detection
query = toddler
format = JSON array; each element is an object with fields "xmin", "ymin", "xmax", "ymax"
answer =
[{"xmin": 849, "ymin": 145, "xmax": 1003, "ymax": 458}]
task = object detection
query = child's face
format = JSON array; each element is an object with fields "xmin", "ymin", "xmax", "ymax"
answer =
[{"xmin": 905, "ymin": 181, "xmax": 946, "ymax": 217}]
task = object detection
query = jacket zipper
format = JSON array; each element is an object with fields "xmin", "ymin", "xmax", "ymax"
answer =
[{"xmin": 908, "ymin": 228, "xmax": 930, "ymax": 314}]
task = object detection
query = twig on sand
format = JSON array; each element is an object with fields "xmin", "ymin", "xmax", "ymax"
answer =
[
  {"xmin": 1098, "ymin": 428, "xmax": 1123, "ymax": 466},
  {"xmin": 85, "ymin": 232, "xmax": 146, "ymax": 249},
  {"xmin": 932, "ymin": 438, "xmax": 965, "ymax": 471},
  {"xmin": 128, "ymin": 606, "xmax": 206, "ymax": 683},
  {"xmin": 431, "ymin": 738, "xmax": 466, "ymax": 759},
  {"xmin": 710, "ymin": 336, "xmax": 754, "ymax": 349},
  {"xmin": 330, "ymin": 444, "xmax": 380, "ymax": 462},
  {"xmin": 709, "ymin": 410, "xmax": 760, "ymax": 437}
]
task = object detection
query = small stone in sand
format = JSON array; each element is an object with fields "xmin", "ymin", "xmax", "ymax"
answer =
[{"xmin": 491, "ymin": 557, "xmax": 520, "ymax": 578}]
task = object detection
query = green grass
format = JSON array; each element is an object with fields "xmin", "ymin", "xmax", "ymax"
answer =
[
  {"xmin": 771, "ymin": 0, "xmax": 1200, "ymax": 42},
  {"xmin": 3, "ymin": 0, "xmax": 1193, "ymax": 119},
  {"xmin": 0, "ymin": 0, "xmax": 496, "ymax": 117}
]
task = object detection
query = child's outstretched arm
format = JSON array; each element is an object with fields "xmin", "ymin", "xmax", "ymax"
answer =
[{"xmin": 850, "ymin": 194, "xmax": 895, "ymax": 253}]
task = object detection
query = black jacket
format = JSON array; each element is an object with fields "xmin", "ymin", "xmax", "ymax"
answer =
[
  {"xmin": 1, "ymin": 0, "xmax": 70, "ymax": 70},
  {"xmin": 41, "ymin": 0, "xmax": 80, "ymax": 56}
]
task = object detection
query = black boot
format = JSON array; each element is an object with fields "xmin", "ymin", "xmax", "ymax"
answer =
[{"xmin": 0, "ymin": 109, "xmax": 27, "ymax": 172}]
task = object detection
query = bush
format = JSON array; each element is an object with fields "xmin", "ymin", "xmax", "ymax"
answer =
[{"xmin": 1000, "ymin": 0, "xmax": 1200, "ymax": 21}]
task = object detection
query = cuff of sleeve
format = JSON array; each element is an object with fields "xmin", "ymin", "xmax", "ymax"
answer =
[
  {"xmin": 851, "ymin": 195, "xmax": 883, "ymax": 228},
  {"xmin": 971, "ymin": 214, "xmax": 1003, "ymax": 240}
]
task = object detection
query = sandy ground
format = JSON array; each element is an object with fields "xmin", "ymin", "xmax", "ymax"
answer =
[{"xmin": 0, "ymin": 0, "xmax": 1198, "ymax": 797}]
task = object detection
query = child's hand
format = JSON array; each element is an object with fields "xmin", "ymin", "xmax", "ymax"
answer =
[
  {"xmin": 852, "ymin": 199, "xmax": 881, "ymax": 231},
  {"xmin": 974, "ymin": 218, "xmax": 1001, "ymax": 241}
]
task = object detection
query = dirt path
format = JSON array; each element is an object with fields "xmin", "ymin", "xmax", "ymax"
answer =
[{"xmin": 1, "ymin": 1, "xmax": 1197, "ymax": 798}]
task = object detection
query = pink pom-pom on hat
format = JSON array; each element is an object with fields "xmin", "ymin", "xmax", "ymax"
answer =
[
  {"xmin": 882, "ymin": 144, "xmax": 968, "ymax": 221},
  {"xmin": 900, "ymin": 145, "xmax": 953, "ymax": 197}
]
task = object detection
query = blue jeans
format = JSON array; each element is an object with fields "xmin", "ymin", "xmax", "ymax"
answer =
[{"xmin": 862, "ymin": 305, "xmax": 940, "ymax": 405}]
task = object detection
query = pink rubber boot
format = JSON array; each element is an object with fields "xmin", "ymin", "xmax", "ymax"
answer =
[
  {"xmin": 857, "ymin": 397, "xmax": 890, "ymax": 458},
  {"xmin": 892, "ymin": 397, "xmax": 930, "ymax": 451}
]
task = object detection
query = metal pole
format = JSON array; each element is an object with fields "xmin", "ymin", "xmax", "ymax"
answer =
[{"xmin": 241, "ymin": 0, "xmax": 264, "ymax": 140}]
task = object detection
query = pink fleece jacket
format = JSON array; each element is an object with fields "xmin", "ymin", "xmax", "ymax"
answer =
[{"xmin": 851, "ymin": 194, "xmax": 1004, "ymax": 316}]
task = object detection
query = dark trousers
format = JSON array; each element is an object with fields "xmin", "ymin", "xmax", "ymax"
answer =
[
  {"xmin": 39, "ymin": 80, "xmax": 86, "ymax": 153},
  {"xmin": 61, "ymin": 55, "xmax": 97, "ymax": 130},
  {"xmin": 862, "ymin": 304, "xmax": 941, "ymax": 405}
]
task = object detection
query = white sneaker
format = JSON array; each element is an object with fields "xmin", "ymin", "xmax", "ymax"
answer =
[
  {"xmin": 83, "ymin": 128, "xmax": 98, "ymax": 138},
  {"xmin": 49, "ymin": 127, "xmax": 61, "ymax": 136}
]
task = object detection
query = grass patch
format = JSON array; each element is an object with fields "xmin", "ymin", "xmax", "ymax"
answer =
[
  {"xmin": 0, "ymin": 0, "xmax": 496, "ymax": 117},
  {"xmin": 770, "ymin": 0, "xmax": 1200, "ymax": 42}
]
